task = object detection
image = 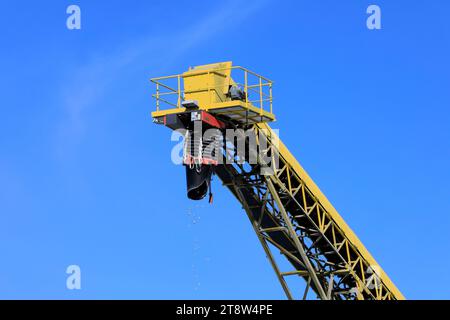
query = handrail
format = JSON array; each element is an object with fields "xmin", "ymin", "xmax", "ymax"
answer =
[{"xmin": 150, "ymin": 65, "xmax": 274, "ymax": 116}]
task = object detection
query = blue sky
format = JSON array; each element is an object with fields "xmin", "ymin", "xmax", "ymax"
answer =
[{"xmin": 0, "ymin": 0, "xmax": 449, "ymax": 299}]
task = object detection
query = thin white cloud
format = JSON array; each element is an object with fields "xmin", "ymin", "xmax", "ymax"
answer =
[{"xmin": 56, "ymin": 0, "xmax": 269, "ymax": 158}]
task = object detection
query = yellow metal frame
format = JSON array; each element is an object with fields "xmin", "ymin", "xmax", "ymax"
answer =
[
  {"xmin": 216, "ymin": 124, "xmax": 404, "ymax": 299},
  {"xmin": 150, "ymin": 62, "xmax": 275, "ymax": 124},
  {"xmin": 257, "ymin": 123, "xmax": 405, "ymax": 299},
  {"xmin": 150, "ymin": 62, "xmax": 404, "ymax": 300}
]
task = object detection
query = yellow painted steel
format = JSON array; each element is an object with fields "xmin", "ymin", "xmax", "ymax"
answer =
[
  {"xmin": 152, "ymin": 100, "xmax": 275, "ymax": 123},
  {"xmin": 150, "ymin": 62, "xmax": 404, "ymax": 300},
  {"xmin": 257, "ymin": 122, "xmax": 405, "ymax": 300},
  {"xmin": 183, "ymin": 61, "xmax": 232, "ymax": 106},
  {"xmin": 150, "ymin": 62, "xmax": 274, "ymax": 123}
]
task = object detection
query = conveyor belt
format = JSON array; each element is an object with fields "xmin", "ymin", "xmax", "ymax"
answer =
[{"xmin": 214, "ymin": 123, "xmax": 404, "ymax": 300}]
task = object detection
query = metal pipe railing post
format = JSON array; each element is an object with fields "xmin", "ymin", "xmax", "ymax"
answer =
[
  {"xmin": 245, "ymin": 70, "xmax": 248, "ymax": 109},
  {"xmin": 177, "ymin": 75, "xmax": 181, "ymax": 108},
  {"xmin": 259, "ymin": 77, "xmax": 263, "ymax": 113},
  {"xmin": 269, "ymin": 83, "xmax": 273, "ymax": 114},
  {"xmin": 156, "ymin": 83, "xmax": 160, "ymax": 111}
]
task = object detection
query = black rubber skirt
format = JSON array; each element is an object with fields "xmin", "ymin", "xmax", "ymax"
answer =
[{"xmin": 185, "ymin": 165, "xmax": 213, "ymax": 200}]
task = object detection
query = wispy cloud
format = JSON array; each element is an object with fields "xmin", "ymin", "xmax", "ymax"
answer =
[{"xmin": 56, "ymin": 0, "xmax": 269, "ymax": 157}]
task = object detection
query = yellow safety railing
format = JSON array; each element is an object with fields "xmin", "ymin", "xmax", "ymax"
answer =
[{"xmin": 150, "ymin": 66, "xmax": 273, "ymax": 115}]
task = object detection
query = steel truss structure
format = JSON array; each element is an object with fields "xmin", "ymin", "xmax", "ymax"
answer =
[
  {"xmin": 151, "ymin": 62, "xmax": 404, "ymax": 300},
  {"xmin": 215, "ymin": 124, "xmax": 402, "ymax": 300}
]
